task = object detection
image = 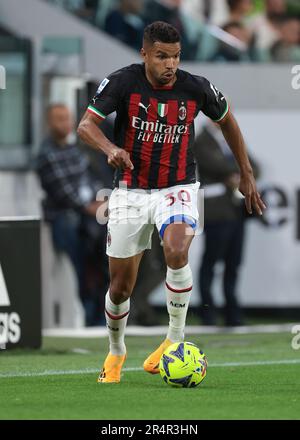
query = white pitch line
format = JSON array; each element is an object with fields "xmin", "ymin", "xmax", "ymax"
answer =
[
  {"xmin": 43, "ymin": 323, "xmax": 297, "ymax": 338},
  {"xmin": 1, "ymin": 359, "xmax": 300, "ymax": 379}
]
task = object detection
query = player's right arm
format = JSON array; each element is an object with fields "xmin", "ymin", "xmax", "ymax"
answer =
[
  {"xmin": 77, "ymin": 111, "xmax": 133, "ymax": 170},
  {"xmin": 77, "ymin": 70, "xmax": 134, "ymax": 170}
]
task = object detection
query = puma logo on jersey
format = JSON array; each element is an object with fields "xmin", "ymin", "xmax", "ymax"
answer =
[{"xmin": 138, "ymin": 102, "xmax": 151, "ymax": 113}]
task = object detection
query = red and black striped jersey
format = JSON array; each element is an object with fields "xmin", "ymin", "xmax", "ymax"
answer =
[{"xmin": 87, "ymin": 63, "xmax": 229, "ymax": 189}]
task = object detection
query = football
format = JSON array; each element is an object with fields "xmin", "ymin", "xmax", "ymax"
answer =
[{"xmin": 159, "ymin": 341, "xmax": 207, "ymax": 388}]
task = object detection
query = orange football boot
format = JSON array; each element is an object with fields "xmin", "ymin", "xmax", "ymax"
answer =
[
  {"xmin": 97, "ymin": 352, "xmax": 126, "ymax": 383},
  {"xmin": 143, "ymin": 339, "xmax": 173, "ymax": 374}
]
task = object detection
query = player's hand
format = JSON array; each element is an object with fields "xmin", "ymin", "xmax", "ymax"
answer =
[
  {"xmin": 239, "ymin": 171, "xmax": 266, "ymax": 216},
  {"xmin": 107, "ymin": 147, "xmax": 134, "ymax": 170}
]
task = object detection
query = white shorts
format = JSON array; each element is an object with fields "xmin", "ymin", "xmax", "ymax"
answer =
[{"xmin": 106, "ymin": 182, "xmax": 200, "ymax": 258}]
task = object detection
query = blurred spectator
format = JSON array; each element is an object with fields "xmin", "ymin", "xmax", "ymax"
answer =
[
  {"xmin": 180, "ymin": 0, "xmax": 208, "ymax": 23},
  {"xmin": 226, "ymin": 0, "xmax": 254, "ymax": 24},
  {"xmin": 193, "ymin": 120, "xmax": 260, "ymax": 326},
  {"xmin": 211, "ymin": 21, "xmax": 254, "ymax": 61},
  {"xmin": 143, "ymin": 0, "xmax": 199, "ymax": 60},
  {"xmin": 36, "ymin": 104, "xmax": 108, "ymax": 326},
  {"xmin": 46, "ymin": 0, "xmax": 300, "ymax": 62},
  {"xmin": 248, "ymin": 0, "xmax": 287, "ymax": 51},
  {"xmin": 183, "ymin": 0, "xmax": 234, "ymax": 26},
  {"xmin": 46, "ymin": 0, "xmax": 99, "ymax": 24},
  {"xmin": 73, "ymin": 0, "xmax": 99, "ymax": 25},
  {"xmin": 209, "ymin": 0, "xmax": 232, "ymax": 25},
  {"xmin": 270, "ymin": 15, "xmax": 300, "ymax": 61},
  {"xmin": 104, "ymin": 0, "xmax": 145, "ymax": 51},
  {"xmin": 287, "ymin": 0, "xmax": 300, "ymax": 19}
]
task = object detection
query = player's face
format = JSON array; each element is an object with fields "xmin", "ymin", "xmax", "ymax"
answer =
[
  {"xmin": 141, "ymin": 41, "xmax": 181, "ymax": 86},
  {"xmin": 47, "ymin": 106, "xmax": 73, "ymax": 140}
]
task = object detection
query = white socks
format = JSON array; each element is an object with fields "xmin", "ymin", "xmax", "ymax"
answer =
[
  {"xmin": 105, "ymin": 291, "xmax": 130, "ymax": 355},
  {"xmin": 104, "ymin": 264, "xmax": 192, "ymax": 353},
  {"xmin": 165, "ymin": 264, "xmax": 193, "ymax": 343}
]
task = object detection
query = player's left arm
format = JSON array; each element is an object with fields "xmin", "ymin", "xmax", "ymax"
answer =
[{"xmin": 217, "ymin": 110, "xmax": 266, "ymax": 215}]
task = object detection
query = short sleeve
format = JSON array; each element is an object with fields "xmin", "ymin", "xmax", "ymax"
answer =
[
  {"xmin": 87, "ymin": 70, "xmax": 123, "ymax": 121},
  {"xmin": 201, "ymin": 77, "xmax": 229, "ymax": 122}
]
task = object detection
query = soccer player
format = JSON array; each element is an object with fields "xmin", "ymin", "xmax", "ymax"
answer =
[{"xmin": 77, "ymin": 21, "xmax": 266, "ymax": 383}]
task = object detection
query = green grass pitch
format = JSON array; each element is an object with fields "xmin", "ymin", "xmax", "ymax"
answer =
[{"xmin": 0, "ymin": 332, "xmax": 299, "ymax": 420}]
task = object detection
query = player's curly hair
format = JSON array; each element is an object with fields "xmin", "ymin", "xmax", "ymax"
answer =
[{"xmin": 143, "ymin": 21, "xmax": 180, "ymax": 45}]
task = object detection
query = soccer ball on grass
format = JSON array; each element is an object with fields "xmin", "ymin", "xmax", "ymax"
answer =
[{"xmin": 159, "ymin": 341, "xmax": 207, "ymax": 388}]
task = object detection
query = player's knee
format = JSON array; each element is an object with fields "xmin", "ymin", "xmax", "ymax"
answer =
[
  {"xmin": 109, "ymin": 281, "xmax": 132, "ymax": 304},
  {"xmin": 164, "ymin": 244, "xmax": 188, "ymax": 269}
]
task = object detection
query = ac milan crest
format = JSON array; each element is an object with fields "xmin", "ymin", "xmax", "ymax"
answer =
[{"xmin": 178, "ymin": 105, "xmax": 187, "ymax": 121}]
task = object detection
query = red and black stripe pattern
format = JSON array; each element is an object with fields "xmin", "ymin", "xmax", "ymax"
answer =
[
  {"xmin": 88, "ymin": 63, "xmax": 229, "ymax": 190},
  {"xmin": 118, "ymin": 95, "xmax": 197, "ymax": 189}
]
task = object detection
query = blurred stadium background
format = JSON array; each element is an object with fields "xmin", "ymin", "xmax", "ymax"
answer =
[{"xmin": 0, "ymin": 0, "xmax": 300, "ymax": 345}]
